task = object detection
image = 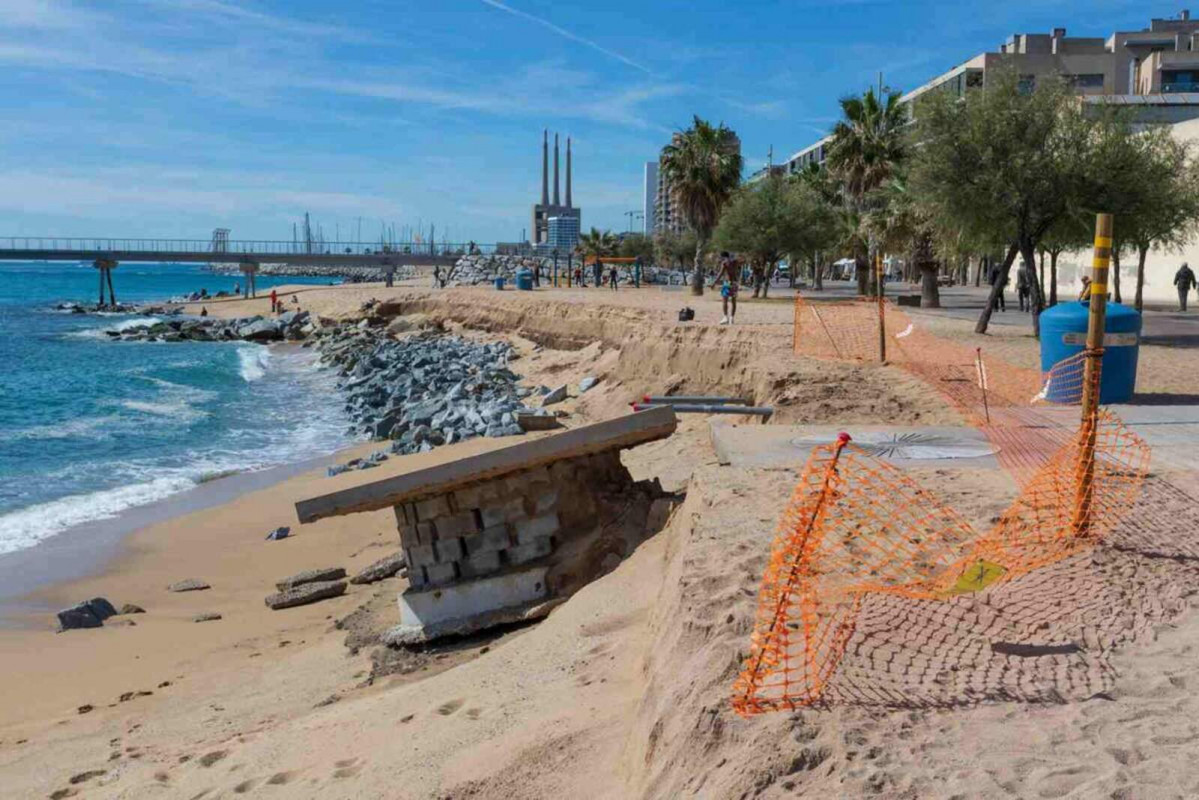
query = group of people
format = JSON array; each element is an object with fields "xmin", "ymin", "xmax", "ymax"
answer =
[
  {"xmin": 570, "ymin": 258, "xmax": 643, "ymax": 290},
  {"xmin": 268, "ymin": 289, "xmax": 300, "ymax": 314},
  {"xmin": 987, "ymin": 263, "xmax": 1039, "ymax": 312}
]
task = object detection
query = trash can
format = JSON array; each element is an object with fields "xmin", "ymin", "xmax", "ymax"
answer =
[
  {"xmin": 515, "ymin": 268, "xmax": 534, "ymax": 291},
  {"xmin": 1039, "ymin": 300, "xmax": 1141, "ymax": 404},
  {"xmin": 494, "ymin": 277, "xmax": 505, "ymax": 291}
]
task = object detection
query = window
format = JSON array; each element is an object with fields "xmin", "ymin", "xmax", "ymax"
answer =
[
  {"xmin": 1067, "ymin": 73, "xmax": 1105, "ymax": 90},
  {"xmin": 1018, "ymin": 74, "xmax": 1036, "ymax": 94},
  {"xmin": 966, "ymin": 70, "xmax": 984, "ymax": 89},
  {"xmin": 1163, "ymin": 70, "xmax": 1199, "ymax": 93}
]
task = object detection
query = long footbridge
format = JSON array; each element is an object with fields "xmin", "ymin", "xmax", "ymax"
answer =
[{"xmin": 0, "ymin": 236, "xmax": 487, "ymax": 267}]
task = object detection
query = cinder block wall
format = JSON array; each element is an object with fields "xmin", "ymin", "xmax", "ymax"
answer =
[{"xmin": 395, "ymin": 450, "xmax": 636, "ymax": 592}]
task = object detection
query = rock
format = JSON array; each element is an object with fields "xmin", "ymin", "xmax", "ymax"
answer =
[
  {"xmin": 118, "ymin": 603, "xmax": 146, "ymax": 615},
  {"xmin": 167, "ymin": 579, "xmax": 210, "ymax": 592},
  {"xmin": 275, "ymin": 567, "xmax": 347, "ymax": 592},
  {"xmin": 327, "ymin": 464, "xmax": 350, "ymax": 477},
  {"xmin": 77, "ymin": 705, "xmax": 94, "ymax": 714},
  {"xmin": 349, "ymin": 552, "xmax": 406, "ymax": 585},
  {"xmin": 578, "ymin": 376, "xmax": 600, "ymax": 393},
  {"xmin": 237, "ymin": 319, "xmax": 282, "ymax": 341},
  {"xmin": 85, "ymin": 597, "xmax": 118, "ymax": 621},
  {"xmin": 264, "ymin": 580, "xmax": 347, "ymax": 610},
  {"xmin": 193, "ymin": 612, "xmax": 222, "ymax": 623},
  {"xmin": 57, "ymin": 603, "xmax": 103, "ymax": 631},
  {"xmin": 541, "ymin": 385, "xmax": 568, "ymax": 406},
  {"xmin": 265, "ymin": 526, "xmax": 290, "ymax": 541}
]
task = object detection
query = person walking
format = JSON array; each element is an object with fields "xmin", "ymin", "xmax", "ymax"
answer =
[
  {"xmin": 608, "ymin": 263, "xmax": 619, "ymax": 291},
  {"xmin": 712, "ymin": 252, "xmax": 739, "ymax": 325},
  {"xmin": 1016, "ymin": 265, "xmax": 1031, "ymax": 312},
  {"xmin": 1174, "ymin": 262, "xmax": 1196, "ymax": 311},
  {"xmin": 269, "ymin": 288, "xmax": 278, "ymax": 314},
  {"xmin": 988, "ymin": 263, "xmax": 1007, "ymax": 312},
  {"xmin": 633, "ymin": 257, "xmax": 643, "ymax": 289}
]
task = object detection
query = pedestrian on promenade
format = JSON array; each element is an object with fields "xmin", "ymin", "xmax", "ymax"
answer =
[
  {"xmin": 1174, "ymin": 262, "xmax": 1196, "ymax": 311},
  {"xmin": 593, "ymin": 258, "xmax": 603, "ymax": 289},
  {"xmin": 608, "ymin": 263, "xmax": 619, "ymax": 291},
  {"xmin": 1078, "ymin": 276, "xmax": 1092, "ymax": 302},
  {"xmin": 1016, "ymin": 265, "xmax": 1031, "ymax": 312},
  {"xmin": 633, "ymin": 257, "xmax": 643, "ymax": 288},
  {"xmin": 988, "ymin": 263, "xmax": 1007, "ymax": 312},
  {"xmin": 269, "ymin": 288, "xmax": 278, "ymax": 313}
]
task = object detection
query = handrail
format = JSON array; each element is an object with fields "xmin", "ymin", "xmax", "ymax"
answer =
[{"xmin": 0, "ymin": 237, "xmax": 499, "ymax": 256}]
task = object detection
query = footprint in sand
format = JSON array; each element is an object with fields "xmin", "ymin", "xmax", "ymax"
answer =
[
  {"xmin": 232, "ymin": 778, "xmax": 257, "ymax": 794},
  {"xmin": 465, "ymin": 708, "xmax": 482, "ymax": 720},
  {"xmin": 436, "ymin": 699, "xmax": 464, "ymax": 716},
  {"xmin": 267, "ymin": 771, "xmax": 298, "ymax": 785},
  {"xmin": 332, "ymin": 758, "xmax": 364, "ymax": 779}
]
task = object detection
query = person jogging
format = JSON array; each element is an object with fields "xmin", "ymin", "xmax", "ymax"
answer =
[
  {"xmin": 712, "ymin": 252, "xmax": 739, "ymax": 325},
  {"xmin": 1174, "ymin": 262, "xmax": 1196, "ymax": 311}
]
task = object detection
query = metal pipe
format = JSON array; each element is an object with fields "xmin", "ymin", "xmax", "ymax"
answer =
[
  {"xmin": 640, "ymin": 395, "xmax": 751, "ymax": 406},
  {"xmin": 633, "ymin": 403, "xmax": 772, "ymax": 418}
]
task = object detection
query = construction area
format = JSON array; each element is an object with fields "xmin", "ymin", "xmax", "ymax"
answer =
[{"xmin": 9, "ymin": 241, "xmax": 1199, "ymax": 799}]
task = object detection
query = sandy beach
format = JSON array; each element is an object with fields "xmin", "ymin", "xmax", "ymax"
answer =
[{"xmin": 4, "ymin": 281, "xmax": 1199, "ymax": 799}]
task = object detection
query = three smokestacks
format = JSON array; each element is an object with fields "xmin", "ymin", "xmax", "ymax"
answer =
[{"xmin": 541, "ymin": 129, "xmax": 572, "ymax": 208}]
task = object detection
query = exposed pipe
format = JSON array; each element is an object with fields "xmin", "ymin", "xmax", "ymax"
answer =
[
  {"xmin": 633, "ymin": 403, "xmax": 773, "ymax": 421},
  {"xmin": 640, "ymin": 395, "xmax": 751, "ymax": 406}
]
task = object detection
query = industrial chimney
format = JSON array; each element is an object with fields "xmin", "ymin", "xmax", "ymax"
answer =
[
  {"xmin": 566, "ymin": 137, "xmax": 572, "ymax": 208},
  {"xmin": 541, "ymin": 130, "xmax": 549, "ymax": 206},
  {"xmin": 553, "ymin": 133, "xmax": 561, "ymax": 206}
]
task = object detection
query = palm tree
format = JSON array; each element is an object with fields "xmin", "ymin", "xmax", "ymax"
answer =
[
  {"xmin": 826, "ymin": 88, "xmax": 908, "ymax": 295},
  {"xmin": 659, "ymin": 116, "xmax": 743, "ymax": 295},
  {"xmin": 576, "ymin": 227, "xmax": 617, "ymax": 259}
]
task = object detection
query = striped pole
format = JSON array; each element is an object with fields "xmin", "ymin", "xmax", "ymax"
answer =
[{"xmin": 1072, "ymin": 213, "xmax": 1112, "ymax": 537}]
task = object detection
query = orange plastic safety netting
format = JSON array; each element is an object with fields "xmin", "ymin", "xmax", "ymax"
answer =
[{"xmin": 732, "ymin": 410, "xmax": 1150, "ymax": 715}]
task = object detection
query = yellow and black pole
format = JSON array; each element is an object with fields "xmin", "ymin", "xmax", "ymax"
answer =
[
  {"xmin": 876, "ymin": 252, "xmax": 886, "ymax": 363},
  {"xmin": 1071, "ymin": 213, "xmax": 1112, "ymax": 538}
]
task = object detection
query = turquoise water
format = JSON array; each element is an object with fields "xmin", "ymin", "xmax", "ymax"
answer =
[{"xmin": 0, "ymin": 262, "xmax": 356, "ymax": 555}]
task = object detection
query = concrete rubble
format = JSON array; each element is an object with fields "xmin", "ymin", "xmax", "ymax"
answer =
[{"xmin": 265, "ymin": 580, "xmax": 348, "ymax": 610}]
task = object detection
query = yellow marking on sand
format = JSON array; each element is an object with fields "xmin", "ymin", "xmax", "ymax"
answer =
[{"xmin": 943, "ymin": 560, "xmax": 1007, "ymax": 595}]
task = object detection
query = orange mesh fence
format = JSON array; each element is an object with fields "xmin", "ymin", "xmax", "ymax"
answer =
[{"xmin": 733, "ymin": 411, "xmax": 1151, "ymax": 715}]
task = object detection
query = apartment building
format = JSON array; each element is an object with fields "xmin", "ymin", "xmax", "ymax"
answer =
[{"xmin": 754, "ymin": 10, "xmax": 1199, "ymax": 181}]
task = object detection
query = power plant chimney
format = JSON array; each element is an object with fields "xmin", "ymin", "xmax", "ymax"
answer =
[
  {"xmin": 541, "ymin": 130, "xmax": 549, "ymax": 206},
  {"xmin": 553, "ymin": 133, "xmax": 561, "ymax": 206},
  {"xmin": 566, "ymin": 136, "xmax": 572, "ymax": 208}
]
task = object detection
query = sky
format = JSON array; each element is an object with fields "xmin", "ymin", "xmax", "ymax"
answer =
[{"xmin": 0, "ymin": 0, "xmax": 1172, "ymax": 244}]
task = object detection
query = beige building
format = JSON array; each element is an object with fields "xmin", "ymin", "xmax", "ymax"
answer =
[{"xmin": 756, "ymin": 10, "xmax": 1199, "ymax": 182}]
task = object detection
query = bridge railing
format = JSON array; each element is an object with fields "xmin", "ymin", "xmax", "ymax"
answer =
[{"xmin": 0, "ymin": 237, "xmax": 503, "ymax": 258}]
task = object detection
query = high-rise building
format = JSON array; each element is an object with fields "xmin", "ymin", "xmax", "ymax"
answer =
[
  {"xmin": 530, "ymin": 130, "xmax": 581, "ymax": 246},
  {"xmin": 642, "ymin": 161, "xmax": 658, "ymax": 235},
  {"xmin": 751, "ymin": 10, "xmax": 1199, "ymax": 183},
  {"xmin": 653, "ymin": 131, "xmax": 741, "ymax": 236},
  {"xmin": 547, "ymin": 215, "xmax": 580, "ymax": 252}
]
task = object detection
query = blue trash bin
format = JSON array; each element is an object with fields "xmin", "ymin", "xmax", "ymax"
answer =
[
  {"xmin": 494, "ymin": 277, "xmax": 505, "ymax": 291},
  {"xmin": 515, "ymin": 268, "xmax": 534, "ymax": 291},
  {"xmin": 1039, "ymin": 300, "xmax": 1141, "ymax": 404}
]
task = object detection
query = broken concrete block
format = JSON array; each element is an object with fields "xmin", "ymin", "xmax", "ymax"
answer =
[
  {"xmin": 275, "ymin": 567, "xmax": 347, "ymax": 592},
  {"xmin": 167, "ymin": 579, "xmax": 210, "ymax": 593},
  {"xmin": 57, "ymin": 603, "xmax": 103, "ymax": 632},
  {"xmin": 265, "ymin": 580, "xmax": 347, "ymax": 610},
  {"xmin": 540, "ymin": 385, "xmax": 568, "ymax": 406},
  {"xmin": 349, "ymin": 552, "xmax": 406, "ymax": 585}
]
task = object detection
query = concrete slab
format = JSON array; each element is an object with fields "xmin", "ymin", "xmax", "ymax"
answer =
[
  {"xmin": 397, "ymin": 566, "xmax": 548, "ymax": 629},
  {"xmin": 296, "ymin": 406, "xmax": 677, "ymax": 523},
  {"xmin": 710, "ymin": 422, "xmax": 1000, "ymax": 470},
  {"xmin": 1110, "ymin": 404, "xmax": 1199, "ymax": 472}
]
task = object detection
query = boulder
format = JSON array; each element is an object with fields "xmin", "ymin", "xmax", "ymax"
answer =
[
  {"xmin": 56, "ymin": 603, "xmax": 103, "ymax": 631},
  {"xmin": 541, "ymin": 385, "xmax": 568, "ymax": 406},
  {"xmin": 118, "ymin": 603, "xmax": 146, "ymax": 615},
  {"xmin": 265, "ymin": 526, "xmax": 290, "ymax": 541},
  {"xmin": 193, "ymin": 612, "xmax": 222, "ymax": 623},
  {"xmin": 264, "ymin": 580, "xmax": 347, "ymax": 610},
  {"xmin": 349, "ymin": 552, "xmax": 406, "ymax": 585},
  {"xmin": 578, "ymin": 376, "xmax": 600, "ymax": 393},
  {"xmin": 275, "ymin": 567, "xmax": 347, "ymax": 592},
  {"xmin": 167, "ymin": 579, "xmax": 210, "ymax": 592},
  {"xmin": 85, "ymin": 597, "xmax": 118, "ymax": 621},
  {"xmin": 237, "ymin": 319, "xmax": 282, "ymax": 341}
]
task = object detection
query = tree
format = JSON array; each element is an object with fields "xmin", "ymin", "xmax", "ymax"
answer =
[
  {"xmin": 713, "ymin": 174, "xmax": 832, "ymax": 298},
  {"xmin": 576, "ymin": 227, "xmax": 617, "ymax": 259},
  {"xmin": 659, "ymin": 116, "xmax": 744, "ymax": 295},
  {"xmin": 826, "ymin": 87, "xmax": 908, "ymax": 296},
  {"xmin": 653, "ymin": 229, "xmax": 699, "ymax": 271},
  {"xmin": 1126, "ymin": 132, "xmax": 1199, "ymax": 311},
  {"xmin": 618, "ymin": 233, "xmax": 655, "ymax": 263}
]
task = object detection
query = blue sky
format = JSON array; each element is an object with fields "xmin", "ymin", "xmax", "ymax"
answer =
[{"xmin": 0, "ymin": 0, "xmax": 1167, "ymax": 244}]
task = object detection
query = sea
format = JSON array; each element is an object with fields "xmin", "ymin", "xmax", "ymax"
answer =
[{"xmin": 0, "ymin": 261, "xmax": 357, "ymax": 558}]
